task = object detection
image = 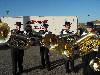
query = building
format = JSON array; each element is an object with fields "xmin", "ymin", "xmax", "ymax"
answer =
[
  {"xmin": 1, "ymin": 16, "xmax": 24, "ymax": 31},
  {"xmin": 92, "ymin": 20, "xmax": 100, "ymax": 33},
  {"xmin": 1, "ymin": 16, "xmax": 78, "ymax": 35}
]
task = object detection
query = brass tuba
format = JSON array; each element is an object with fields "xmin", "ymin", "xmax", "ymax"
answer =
[
  {"xmin": 7, "ymin": 31, "xmax": 33, "ymax": 49},
  {"xmin": 0, "ymin": 21, "xmax": 10, "ymax": 44},
  {"xmin": 0, "ymin": 21, "xmax": 32, "ymax": 49},
  {"xmin": 89, "ymin": 56, "xmax": 100, "ymax": 71},
  {"xmin": 89, "ymin": 37, "xmax": 100, "ymax": 72},
  {"xmin": 75, "ymin": 32, "xmax": 100, "ymax": 56},
  {"xmin": 42, "ymin": 34, "xmax": 76, "ymax": 58}
]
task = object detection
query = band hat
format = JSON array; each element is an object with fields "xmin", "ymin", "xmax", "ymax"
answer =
[
  {"xmin": 15, "ymin": 22, "xmax": 23, "ymax": 26},
  {"xmin": 86, "ymin": 22, "xmax": 94, "ymax": 28},
  {"xmin": 63, "ymin": 22, "xmax": 72, "ymax": 26}
]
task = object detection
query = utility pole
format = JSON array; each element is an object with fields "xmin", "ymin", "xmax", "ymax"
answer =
[{"xmin": 76, "ymin": 16, "xmax": 78, "ymax": 33}]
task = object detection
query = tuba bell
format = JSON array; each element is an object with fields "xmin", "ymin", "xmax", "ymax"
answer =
[
  {"xmin": 89, "ymin": 37, "xmax": 100, "ymax": 71},
  {"xmin": 89, "ymin": 55, "xmax": 100, "ymax": 71},
  {"xmin": 0, "ymin": 21, "xmax": 10, "ymax": 44}
]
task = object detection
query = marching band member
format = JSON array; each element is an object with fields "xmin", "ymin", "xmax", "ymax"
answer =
[
  {"xmin": 61, "ymin": 21, "xmax": 75, "ymax": 73},
  {"xmin": 40, "ymin": 25, "xmax": 51, "ymax": 71},
  {"xmin": 25, "ymin": 23, "xmax": 51, "ymax": 70},
  {"xmin": 61, "ymin": 22, "xmax": 73, "ymax": 35},
  {"xmin": 81, "ymin": 22, "xmax": 98, "ymax": 75},
  {"xmin": 11, "ymin": 22, "xmax": 24, "ymax": 75},
  {"xmin": 25, "ymin": 24, "xmax": 33, "ymax": 37}
]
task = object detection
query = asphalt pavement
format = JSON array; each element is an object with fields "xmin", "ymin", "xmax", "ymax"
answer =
[{"xmin": 0, "ymin": 46, "xmax": 98, "ymax": 75}]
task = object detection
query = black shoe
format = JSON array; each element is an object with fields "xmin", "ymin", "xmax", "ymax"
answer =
[
  {"xmin": 16, "ymin": 72, "xmax": 21, "ymax": 75},
  {"xmin": 19, "ymin": 69, "xmax": 23, "ymax": 74},
  {"xmin": 47, "ymin": 67, "xmax": 51, "ymax": 71},
  {"xmin": 66, "ymin": 69, "xmax": 71, "ymax": 73},
  {"xmin": 12, "ymin": 72, "xmax": 17, "ymax": 75},
  {"xmin": 72, "ymin": 69, "xmax": 77, "ymax": 73},
  {"xmin": 40, "ymin": 65, "xmax": 45, "ymax": 69},
  {"xmin": 71, "ymin": 68, "xmax": 75, "ymax": 72}
]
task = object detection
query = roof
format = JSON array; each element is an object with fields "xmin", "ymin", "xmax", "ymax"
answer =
[{"xmin": 92, "ymin": 20, "xmax": 100, "ymax": 25}]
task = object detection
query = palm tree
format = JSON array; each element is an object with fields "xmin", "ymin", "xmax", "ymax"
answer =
[{"xmin": 6, "ymin": 10, "xmax": 10, "ymax": 17}]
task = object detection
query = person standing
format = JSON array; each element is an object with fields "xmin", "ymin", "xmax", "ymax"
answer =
[
  {"xmin": 11, "ymin": 22, "xmax": 24, "ymax": 75},
  {"xmin": 40, "ymin": 24, "xmax": 51, "ymax": 71},
  {"xmin": 61, "ymin": 21, "xmax": 75, "ymax": 73},
  {"xmin": 81, "ymin": 22, "xmax": 98, "ymax": 75}
]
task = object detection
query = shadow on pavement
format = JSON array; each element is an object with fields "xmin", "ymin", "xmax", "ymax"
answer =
[
  {"xmin": 22, "ymin": 58, "xmax": 65, "ymax": 73},
  {"xmin": 22, "ymin": 65, "xmax": 42, "ymax": 73},
  {"xmin": 74, "ymin": 63, "xmax": 83, "ymax": 73},
  {"xmin": 0, "ymin": 44, "xmax": 10, "ymax": 50},
  {"xmin": 50, "ymin": 58, "xmax": 65, "ymax": 70}
]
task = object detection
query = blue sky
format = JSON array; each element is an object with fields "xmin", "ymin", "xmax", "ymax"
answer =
[{"xmin": 0, "ymin": 0, "xmax": 100, "ymax": 23}]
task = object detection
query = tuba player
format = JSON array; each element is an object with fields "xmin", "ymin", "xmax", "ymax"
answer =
[
  {"xmin": 81, "ymin": 22, "xmax": 99, "ymax": 75},
  {"xmin": 11, "ymin": 22, "xmax": 24, "ymax": 75},
  {"xmin": 61, "ymin": 21, "xmax": 75, "ymax": 73}
]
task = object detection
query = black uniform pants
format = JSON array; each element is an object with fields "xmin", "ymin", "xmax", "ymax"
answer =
[
  {"xmin": 82, "ymin": 51, "xmax": 97, "ymax": 75},
  {"xmin": 65, "ymin": 58, "xmax": 74, "ymax": 73},
  {"xmin": 40, "ymin": 46, "xmax": 50, "ymax": 70},
  {"xmin": 11, "ymin": 48, "xmax": 24, "ymax": 75}
]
